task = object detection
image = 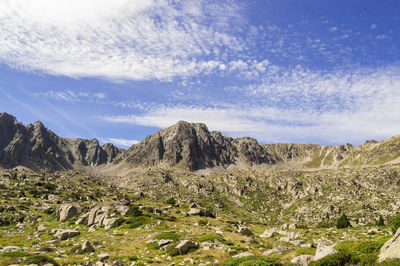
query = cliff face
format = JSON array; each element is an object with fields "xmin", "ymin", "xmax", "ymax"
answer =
[
  {"xmin": 0, "ymin": 113, "xmax": 122, "ymax": 171},
  {"xmin": 122, "ymin": 121, "xmax": 275, "ymax": 170}
]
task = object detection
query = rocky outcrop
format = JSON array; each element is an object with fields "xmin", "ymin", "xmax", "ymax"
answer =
[
  {"xmin": 0, "ymin": 113, "xmax": 122, "ymax": 172},
  {"xmin": 378, "ymin": 227, "xmax": 400, "ymax": 262},
  {"xmin": 57, "ymin": 204, "xmax": 80, "ymax": 221},
  {"xmin": 314, "ymin": 243, "xmax": 337, "ymax": 261},
  {"xmin": 174, "ymin": 240, "xmax": 199, "ymax": 254}
]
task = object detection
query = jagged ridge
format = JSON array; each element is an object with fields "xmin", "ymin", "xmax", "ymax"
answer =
[
  {"xmin": 1, "ymin": 112, "xmax": 400, "ymax": 172},
  {"xmin": 0, "ymin": 113, "xmax": 122, "ymax": 171}
]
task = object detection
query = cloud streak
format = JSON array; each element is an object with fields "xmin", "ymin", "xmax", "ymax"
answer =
[
  {"xmin": 102, "ymin": 65, "xmax": 400, "ymax": 145},
  {"xmin": 0, "ymin": 0, "xmax": 245, "ymax": 81}
]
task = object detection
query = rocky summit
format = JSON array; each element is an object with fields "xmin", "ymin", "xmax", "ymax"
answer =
[{"xmin": 2, "ymin": 112, "xmax": 400, "ymax": 265}]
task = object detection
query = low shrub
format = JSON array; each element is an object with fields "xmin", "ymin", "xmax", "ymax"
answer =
[
  {"xmin": 336, "ymin": 214, "xmax": 351, "ymax": 229},
  {"xmin": 222, "ymin": 255, "xmax": 282, "ymax": 266},
  {"xmin": 155, "ymin": 231, "xmax": 181, "ymax": 241},
  {"xmin": 198, "ymin": 233, "xmax": 233, "ymax": 245},
  {"xmin": 356, "ymin": 241, "xmax": 384, "ymax": 254},
  {"xmin": 125, "ymin": 216, "xmax": 150, "ymax": 228},
  {"xmin": 311, "ymin": 251, "xmax": 359, "ymax": 266},
  {"xmin": 127, "ymin": 205, "xmax": 143, "ymax": 217},
  {"xmin": 198, "ymin": 219, "xmax": 208, "ymax": 226},
  {"xmin": 23, "ymin": 255, "xmax": 58, "ymax": 266},
  {"xmin": 1, "ymin": 251, "xmax": 31, "ymax": 258},
  {"xmin": 377, "ymin": 215, "xmax": 385, "ymax": 226},
  {"xmin": 391, "ymin": 212, "xmax": 400, "ymax": 234},
  {"xmin": 165, "ymin": 197, "xmax": 176, "ymax": 205}
]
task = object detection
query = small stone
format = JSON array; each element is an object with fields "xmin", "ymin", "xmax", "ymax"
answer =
[{"xmin": 98, "ymin": 253, "xmax": 110, "ymax": 261}]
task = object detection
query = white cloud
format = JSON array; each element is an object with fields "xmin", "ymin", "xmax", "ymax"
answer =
[
  {"xmin": 376, "ymin": 34, "xmax": 388, "ymax": 40},
  {"xmin": 0, "ymin": 0, "xmax": 244, "ymax": 81},
  {"xmin": 99, "ymin": 137, "xmax": 139, "ymax": 148},
  {"xmin": 370, "ymin": 24, "xmax": 377, "ymax": 30},
  {"xmin": 330, "ymin": 26, "xmax": 338, "ymax": 32},
  {"xmin": 101, "ymin": 66, "xmax": 400, "ymax": 145},
  {"xmin": 34, "ymin": 90, "xmax": 105, "ymax": 102}
]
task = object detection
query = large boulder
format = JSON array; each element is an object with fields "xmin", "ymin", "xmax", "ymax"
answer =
[
  {"xmin": 314, "ymin": 243, "xmax": 337, "ymax": 261},
  {"xmin": 378, "ymin": 227, "xmax": 400, "ymax": 262},
  {"xmin": 175, "ymin": 240, "xmax": 198, "ymax": 254},
  {"xmin": 291, "ymin": 255, "xmax": 314, "ymax": 265},
  {"xmin": 88, "ymin": 206, "xmax": 102, "ymax": 226},
  {"xmin": 58, "ymin": 204, "xmax": 79, "ymax": 221},
  {"xmin": 54, "ymin": 229, "xmax": 80, "ymax": 240}
]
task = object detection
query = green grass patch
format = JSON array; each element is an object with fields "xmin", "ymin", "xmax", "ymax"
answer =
[
  {"xmin": 125, "ymin": 216, "xmax": 150, "ymax": 228},
  {"xmin": 0, "ymin": 251, "xmax": 31, "ymax": 258},
  {"xmin": 198, "ymin": 233, "xmax": 233, "ymax": 245},
  {"xmin": 296, "ymin": 247, "xmax": 315, "ymax": 256},
  {"xmin": 311, "ymin": 251, "xmax": 359, "ymax": 266},
  {"xmin": 23, "ymin": 255, "xmax": 58, "ymax": 266},
  {"xmin": 221, "ymin": 255, "xmax": 282, "ymax": 266}
]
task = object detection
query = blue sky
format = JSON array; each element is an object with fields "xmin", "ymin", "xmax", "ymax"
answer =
[{"xmin": 0, "ymin": 0, "xmax": 400, "ymax": 148}]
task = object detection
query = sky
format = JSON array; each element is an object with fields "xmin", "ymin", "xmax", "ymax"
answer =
[{"xmin": 0, "ymin": 0, "xmax": 400, "ymax": 148}]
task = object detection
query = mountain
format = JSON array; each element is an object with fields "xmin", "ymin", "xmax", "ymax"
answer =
[
  {"xmin": 1, "ymin": 112, "xmax": 400, "ymax": 172},
  {"xmin": 120, "ymin": 120, "xmax": 355, "ymax": 170},
  {"xmin": 0, "ymin": 112, "xmax": 122, "ymax": 171}
]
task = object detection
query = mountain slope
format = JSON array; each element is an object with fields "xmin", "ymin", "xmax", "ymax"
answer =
[
  {"xmin": 0, "ymin": 113, "xmax": 122, "ymax": 171},
  {"xmin": 2, "ymin": 112, "xmax": 400, "ymax": 172}
]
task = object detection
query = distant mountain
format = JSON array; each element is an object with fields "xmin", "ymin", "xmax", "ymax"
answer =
[
  {"xmin": 1, "ymin": 112, "xmax": 399, "ymax": 172},
  {"xmin": 119, "ymin": 120, "xmax": 356, "ymax": 170},
  {"xmin": 0, "ymin": 112, "xmax": 122, "ymax": 171}
]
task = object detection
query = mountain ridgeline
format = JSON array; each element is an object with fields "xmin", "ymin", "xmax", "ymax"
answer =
[
  {"xmin": 1, "ymin": 112, "xmax": 399, "ymax": 172},
  {"xmin": 0, "ymin": 113, "xmax": 122, "ymax": 171}
]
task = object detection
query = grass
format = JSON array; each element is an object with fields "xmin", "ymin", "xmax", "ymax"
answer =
[
  {"xmin": 155, "ymin": 231, "xmax": 182, "ymax": 241},
  {"xmin": 125, "ymin": 216, "xmax": 150, "ymax": 228},
  {"xmin": 221, "ymin": 255, "xmax": 282, "ymax": 266},
  {"xmin": 198, "ymin": 233, "xmax": 234, "ymax": 245}
]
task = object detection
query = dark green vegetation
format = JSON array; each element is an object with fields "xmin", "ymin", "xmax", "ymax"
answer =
[{"xmin": 336, "ymin": 214, "xmax": 351, "ymax": 229}]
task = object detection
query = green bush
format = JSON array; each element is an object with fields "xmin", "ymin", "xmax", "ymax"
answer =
[
  {"xmin": 165, "ymin": 197, "xmax": 176, "ymax": 205},
  {"xmin": 358, "ymin": 254, "xmax": 378, "ymax": 265},
  {"xmin": 311, "ymin": 251, "xmax": 359, "ymax": 266},
  {"xmin": 115, "ymin": 217, "xmax": 126, "ymax": 226},
  {"xmin": 377, "ymin": 215, "xmax": 385, "ymax": 226},
  {"xmin": 125, "ymin": 216, "xmax": 150, "ymax": 228},
  {"xmin": 198, "ymin": 219, "xmax": 208, "ymax": 226},
  {"xmin": 356, "ymin": 241, "xmax": 384, "ymax": 254},
  {"xmin": 222, "ymin": 256, "xmax": 282, "ymax": 266},
  {"xmin": 336, "ymin": 214, "xmax": 351, "ymax": 229},
  {"xmin": 23, "ymin": 255, "xmax": 58, "ymax": 266},
  {"xmin": 391, "ymin": 212, "xmax": 400, "ymax": 234},
  {"xmin": 127, "ymin": 205, "xmax": 143, "ymax": 217}
]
